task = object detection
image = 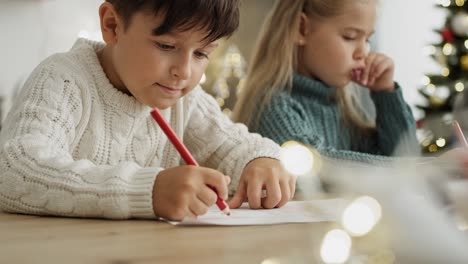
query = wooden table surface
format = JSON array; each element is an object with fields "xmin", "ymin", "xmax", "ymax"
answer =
[{"xmin": 0, "ymin": 211, "xmax": 347, "ymax": 264}]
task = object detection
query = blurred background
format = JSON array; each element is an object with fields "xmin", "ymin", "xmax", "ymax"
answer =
[{"xmin": 1, "ymin": 0, "xmax": 466, "ymax": 155}]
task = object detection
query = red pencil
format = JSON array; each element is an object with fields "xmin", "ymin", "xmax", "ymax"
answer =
[
  {"xmin": 453, "ymin": 120, "xmax": 468, "ymax": 148},
  {"xmin": 151, "ymin": 108, "xmax": 231, "ymax": 216}
]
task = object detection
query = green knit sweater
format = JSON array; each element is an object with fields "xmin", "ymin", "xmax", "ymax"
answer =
[{"xmin": 254, "ymin": 74, "xmax": 419, "ymax": 163}]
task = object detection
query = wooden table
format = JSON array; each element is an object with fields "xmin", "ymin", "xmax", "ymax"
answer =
[{"xmin": 0, "ymin": 211, "xmax": 346, "ymax": 264}]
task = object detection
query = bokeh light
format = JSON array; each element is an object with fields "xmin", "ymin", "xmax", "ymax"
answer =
[
  {"xmin": 436, "ymin": 137, "xmax": 446, "ymax": 147},
  {"xmin": 280, "ymin": 141, "xmax": 315, "ymax": 176},
  {"xmin": 320, "ymin": 229, "xmax": 352, "ymax": 264},
  {"xmin": 261, "ymin": 258, "xmax": 281, "ymax": 264},
  {"xmin": 342, "ymin": 196, "xmax": 382, "ymax": 237}
]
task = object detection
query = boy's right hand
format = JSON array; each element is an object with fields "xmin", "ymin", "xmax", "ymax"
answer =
[{"xmin": 152, "ymin": 166, "xmax": 230, "ymax": 221}]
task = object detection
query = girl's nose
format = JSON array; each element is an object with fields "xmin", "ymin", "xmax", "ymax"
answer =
[{"xmin": 354, "ymin": 42, "xmax": 370, "ymax": 61}]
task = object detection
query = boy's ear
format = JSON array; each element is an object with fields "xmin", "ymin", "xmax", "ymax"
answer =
[
  {"xmin": 99, "ymin": 2, "xmax": 122, "ymax": 45},
  {"xmin": 295, "ymin": 12, "xmax": 309, "ymax": 46}
]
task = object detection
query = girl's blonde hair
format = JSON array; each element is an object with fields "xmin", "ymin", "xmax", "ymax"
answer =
[{"xmin": 232, "ymin": 0, "xmax": 375, "ymax": 132}]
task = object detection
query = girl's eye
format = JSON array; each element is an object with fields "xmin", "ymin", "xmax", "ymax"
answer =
[
  {"xmin": 194, "ymin": 51, "xmax": 209, "ymax": 60},
  {"xmin": 155, "ymin": 42, "xmax": 175, "ymax": 50}
]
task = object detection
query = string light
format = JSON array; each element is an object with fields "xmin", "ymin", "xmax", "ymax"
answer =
[
  {"xmin": 465, "ymin": 40, "xmax": 468, "ymax": 50},
  {"xmin": 216, "ymin": 98, "xmax": 225, "ymax": 107},
  {"xmin": 421, "ymin": 76, "xmax": 431, "ymax": 86},
  {"xmin": 436, "ymin": 137, "xmax": 447, "ymax": 147},
  {"xmin": 455, "ymin": 82, "xmax": 465, "ymax": 92},
  {"xmin": 429, "ymin": 144, "xmax": 439, "ymax": 152},
  {"xmin": 442, "ymin": 43, "xmax": 455, "ymax": 55},
  {"xmin": 426, "ymin": 84, "xmax": 437, "ymax": 95},
  {"xmin": 439, "ymin": 0, "xmax": 451, "ymax": 6},
  {"xmin": 422, "ymin": 139, "xmax": 431, "ymax": 147},
  {"xmin": 455, "ymin": 0, "xmax": 465, "ymax": 6},
  {"xmin": 320, "ymin": 229, "xmax": 352, "ymax": 264},
  {"xmin": 222, "ymin": 108, "xmax": 232, "ymax": 117},
  {"xmin": 461, "ymin": 55, "xmax": 468, "ymax": 70},
  {"xmin": 212, "ymin": 44, "xmax": 246, "ymax": 111},
  {"xmin": 442, "ymin": 67, "xmax": 450, "ymax": 77}
]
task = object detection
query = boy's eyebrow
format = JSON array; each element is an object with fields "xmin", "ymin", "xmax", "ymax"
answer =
[
  {"xmin": 204, "ymin": 42, "xmax": 219, "ymax": 49},
  {"xmin": 150, "ymin": 29, "xmax": 219, "ymax": 48}
]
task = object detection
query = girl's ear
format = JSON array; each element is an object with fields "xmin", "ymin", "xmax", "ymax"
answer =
[
  {"xmin": 295, "ymin": 12, "xmax": 310, "ymax": 46},
  {"xmin": 99, "ymin": 2, "xmax": 123, "ymax": 45}
]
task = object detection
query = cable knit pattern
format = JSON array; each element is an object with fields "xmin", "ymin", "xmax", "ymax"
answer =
[
  {"xmin": 0, "ymin": 38, "xmax": 281, "ymax": 219},
  {"xmin": 255, "ymin": 73, "xmax": 419, "ymax": 164}
]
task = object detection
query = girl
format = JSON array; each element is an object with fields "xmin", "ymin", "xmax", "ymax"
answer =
[
  {"xmin": 0, "ymin": 0, "xmax": 295, "ymax": 221},
  {"xmin": 233, "ymin": 0, "xmax": 419, "ymax": 163}
]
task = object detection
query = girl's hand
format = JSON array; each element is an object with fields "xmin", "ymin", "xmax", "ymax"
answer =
[
  {"xmin": 228, "ymin": 158, "xmax": 296, "ymax": 209},
  {"xmin": 352, "ymin": 52, "xmax": 395, "ymax": 92},
  {"xmin": 153, "ymin": 166, "xmax": 230, "ymax": 221}
]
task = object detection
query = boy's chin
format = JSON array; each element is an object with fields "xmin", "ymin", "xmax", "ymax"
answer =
[{"xmin": 150, "ymin": 100, "xmax": 177, "ymax": 110}]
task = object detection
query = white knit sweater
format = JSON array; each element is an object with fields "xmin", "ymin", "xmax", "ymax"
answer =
[{"xmin": 0, "ymin": 38, "xmax": 281, "ymax": 219}]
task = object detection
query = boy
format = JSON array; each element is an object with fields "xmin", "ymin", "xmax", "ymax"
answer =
[{"xmin": 0, "ymin": 0, "xmax": 295, "ymax": 220}]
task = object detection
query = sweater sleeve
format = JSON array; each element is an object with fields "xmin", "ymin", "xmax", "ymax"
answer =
[
  {"xmin": 256, "ymin": 93, "xmax": 398, "ymax": 165},
  {"xmin": 0, "ymin": 64, "xmax": 160, "ymax": 219},
  {"xmin": 370, "ymin": 83, "xmax": 420, "ymax": 156},
  {"xmin": 183, "ymin": 87, "xmax": 281, "ymax": 194}
]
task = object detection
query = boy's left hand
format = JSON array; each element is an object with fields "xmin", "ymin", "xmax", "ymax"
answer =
[
  {"xmin": 228, "ymin": 158, "xmax": 296, "ymax": 209},
  {"xmin": 353, "ymin": 52, "xmax": 395, "ymax": 92}
]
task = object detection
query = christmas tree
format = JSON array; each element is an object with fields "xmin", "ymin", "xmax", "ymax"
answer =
[{"xmin": 417, "ymin": 0, "xmax": 468, "ymax": 155}]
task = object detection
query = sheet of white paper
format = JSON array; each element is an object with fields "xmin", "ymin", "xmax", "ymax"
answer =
[{"xmin": 167, "ymin": 199, "xmax": 346, "ymax": 226}]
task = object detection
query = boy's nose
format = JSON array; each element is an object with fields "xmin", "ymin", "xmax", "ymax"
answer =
[{"xmin": 170, "ymin": 56, "xmax": 191, "ymax": 80}]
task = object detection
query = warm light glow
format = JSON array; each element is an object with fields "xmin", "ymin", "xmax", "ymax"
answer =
[
  {"xmin": 421, "ymin": 76, "xmax": 431, "ymax": 86},
  {"xmin": 200, "ymin": 73, "xmax": 207, "ymax": 84},
  {"xmin": 422, "ymin": 139, "xmax": 431, "ymax": 147},
  {"xmin": 342, "ymin": 196, "xmax": 382, "ymax": 237},
  {"xmin": 455, "ymin": 0, "xmax": 465, "ymax": 6},
  {"xmin": 455, "ymin": 82, "xmax": 465, "ymax": 92},
  {"xmin": 280, "ymin": 141, "xmax": 314, "ymax": 176},
  {"xmin": 429, "ymin": 144, "xmax": 438, "ymax": 152},
  {"xmin": 442, "ymin": 68, "xmax": 450, "ymax": 77},
  {"xmin": 320, "ymin": 229, "xmax": 352, "ymax": 264},
  {"xmin": 442, "ymin": 43, "xmax": 455, "ymax": 56},
  {"xmin": 261, "ymin": 258, "xmax": 281, "ymax": 264},
  {"xmin": 216, "ymin": 98, "xmax": 225, "ymax": 107},
  {"xmin": 426, "ymin": 84, "xmax": 436, "ymax": 95},
  {"xmin": 222, "ymin": 108, "xmax": 232, "ymax": 117},
  {"xmin": 439, "ymin": 0, "xmax": 451, "ymax": 6},
  {"xmin": 465, "ymin": 40, "xmax": 468, "ymax": 50},
  {"xmin": 436, "ymin": 137, "xmax": 446, "ymax": 147}
]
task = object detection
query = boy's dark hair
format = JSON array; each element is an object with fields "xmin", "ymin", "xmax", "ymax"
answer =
[{"xmin": 106, "ymin": 0, "xmax": 240, "ymax": 42}]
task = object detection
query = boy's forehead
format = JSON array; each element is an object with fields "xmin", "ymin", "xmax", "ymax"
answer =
[{"xmin": 137, "ymin": 10, "xmax": 217, "ymax": 44}]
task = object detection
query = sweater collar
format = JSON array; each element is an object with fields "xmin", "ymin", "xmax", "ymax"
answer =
[
  {"xmin": 71, "ymin": 38, "xmax": 152, "ymax": 117},
  {"xmin": 292, "ymin": 73, "xmax": 337, "ymax": 99}
]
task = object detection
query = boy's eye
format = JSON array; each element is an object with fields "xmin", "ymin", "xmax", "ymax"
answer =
[
  {"xmin": 194, "ymin": 51, "xmax": 209, "ymax": 60},
  {"xmin": 343, "ymin": 35, "xmax": 356, "ymax": 41},
  {"xmin": 155, "ymin": 42, "xmax": 175, "ymax": 50}
]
